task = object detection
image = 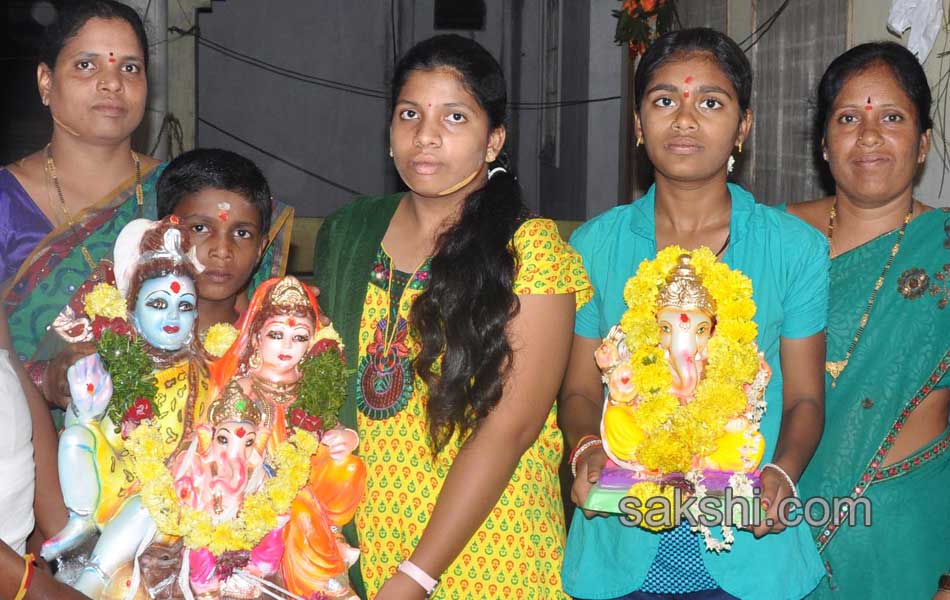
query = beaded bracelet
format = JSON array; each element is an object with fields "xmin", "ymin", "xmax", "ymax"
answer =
[
  {"xmin": 570, "ymin": 436, "xmax": 604, "ymax": 478},
  {"xmin": 568, "ymin": 434, "xmax": 599, "ymax": 464},
  {"xmin": 761, "ymin": 462, "xmax": 799, "ymax": 499},
  {"xmin": 14, "ymin": 553, "xmax": 35, "ymax": 600},
  {"xmin": 398, "ymin": 559, "xmax": 439, "ymax": 597}
]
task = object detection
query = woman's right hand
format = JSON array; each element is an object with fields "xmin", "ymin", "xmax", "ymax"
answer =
[
  {"xmin": 571, "ymin": 444, "xmax": 609, "ymax": 518},
  {"xmin": 45, "ymin": 342, "xmax": 98, "ymax": 409}
]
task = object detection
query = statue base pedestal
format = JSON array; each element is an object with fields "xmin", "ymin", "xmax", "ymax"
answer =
[{"xmin": 582, "ymin": 464, "xmax": 762, "ymax": 516}]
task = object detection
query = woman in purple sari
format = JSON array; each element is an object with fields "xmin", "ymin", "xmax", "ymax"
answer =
[{"xmin": 0, "ymin": 0, "xmax": 161, "ymax": 544}]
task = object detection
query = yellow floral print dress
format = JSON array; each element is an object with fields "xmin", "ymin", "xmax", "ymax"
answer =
[{"xmin": 354, "ymin": 218, "xmax": 591, "ymax": 599}]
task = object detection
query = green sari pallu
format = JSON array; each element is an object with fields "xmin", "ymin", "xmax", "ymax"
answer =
[
  {"xmin": 2, "ymin": 163, "xmax": 293, "ymax": 365},
  {"xmin": 800, "ymin": 208, "xmax": 950, "ymax": 599}
]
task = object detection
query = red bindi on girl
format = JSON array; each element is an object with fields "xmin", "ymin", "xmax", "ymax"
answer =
[
  {"xmin": 865, "ymin": 96, "xmax": 873, "ymax": 111},
  {"xmin": 288, "ymin": 318, "xmax": 296, "ymax": 327},
  {"xmin": 170, "ymin": 280, "xmax": 181, "ymax": 294},
  {"xmin": 108, "ymin": 52, "xmax": 116, "ymax": 64}
]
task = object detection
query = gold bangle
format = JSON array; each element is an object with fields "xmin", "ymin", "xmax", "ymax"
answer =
[{"xmin": 14, "ymin": 553, "xmax": 36, "ymax": 600}]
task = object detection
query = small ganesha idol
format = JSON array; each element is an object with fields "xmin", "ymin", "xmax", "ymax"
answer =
[{"xmin": 586, "ymin": 247, "xmax": 771, "ymax": 551}]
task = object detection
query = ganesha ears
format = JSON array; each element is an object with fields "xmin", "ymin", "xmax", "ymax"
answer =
[{"xmin": 196, "ymin": 425, "xmax": 213, "ymax": 453}]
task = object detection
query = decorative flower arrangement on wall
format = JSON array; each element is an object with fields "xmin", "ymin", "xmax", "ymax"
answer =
[{"xmin": 612, "ymin": 0, "xmax": 678, "ymax": 56}]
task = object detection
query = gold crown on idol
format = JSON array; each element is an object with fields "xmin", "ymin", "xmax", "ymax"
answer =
[
  {"xmin": 208, "ymin": 381, "xmax": 262, "ymax": 427},
  {"xmin": 270, "ymin": 276, "xmax": 311, "ymax": 312},
  {"xmin": 656, "ymin": 254, "xmax": 716, "ymax": 316}
]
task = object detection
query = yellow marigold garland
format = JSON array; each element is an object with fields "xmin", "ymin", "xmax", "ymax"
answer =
[
  {"xmin": 125, "ymin": 421, "xmax": 318, "ymax": 555},
  {"xmin": 84, "ymin": 283, "xmax": 127, "ymax": 320},
  {"xmin": 202, "ymin": 323, "xmax": 239, "ymax": 358},
  {"xmin": 617, "ymin": 245, "xmax": 759, "ymax": 473}
]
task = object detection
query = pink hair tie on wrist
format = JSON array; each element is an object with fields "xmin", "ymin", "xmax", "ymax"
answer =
[{"xmin": 398, "ymin": 559, "xmax": 439, "ymax": 597}]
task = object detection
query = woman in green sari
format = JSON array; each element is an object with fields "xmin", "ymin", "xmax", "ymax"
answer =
[{"xmin": 790, "ymin": 42, "xmax": 950, "ymax": 599}]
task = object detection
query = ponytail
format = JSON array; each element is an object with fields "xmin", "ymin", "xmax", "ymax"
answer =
[{"xmin": 410, "ymin": 155, "xmax": 526, "ymax": 450}]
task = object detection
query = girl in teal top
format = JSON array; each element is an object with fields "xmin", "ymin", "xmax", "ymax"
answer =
[{"xmin": 559, "ymin": 28, "xmax": 827, "ymax": 600}]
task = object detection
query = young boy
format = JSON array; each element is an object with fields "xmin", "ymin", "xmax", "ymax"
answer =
[{"xmin": 156, "ymin": 148, "xmax": 278, "ymax": 336}]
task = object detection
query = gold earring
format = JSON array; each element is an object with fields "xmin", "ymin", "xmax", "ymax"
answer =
[
  {"xmin": 248, "ymin": 347, "xmax": 262, "ymax": 370},
  {"xmin": 737, "ymin": 142, "xmax": 743, "ymax": 154},
  {"xmin": 636, "ymin": 135, "xmax": 643, "ymax": 147}
]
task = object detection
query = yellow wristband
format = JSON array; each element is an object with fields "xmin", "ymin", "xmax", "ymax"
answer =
[{"xmin": 14, "ymin": 553, "xmax": 35, "ymax": 600}]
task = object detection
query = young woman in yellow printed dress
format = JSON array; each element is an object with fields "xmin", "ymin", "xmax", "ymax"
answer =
[{"xmin": 314, "ymin": 34, "xmax": 591, "ymax": 600}]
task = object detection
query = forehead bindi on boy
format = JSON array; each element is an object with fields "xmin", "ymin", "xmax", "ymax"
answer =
[{"xmin": 683, "ymin": 76, "xmax": 694, "ymax": 98}]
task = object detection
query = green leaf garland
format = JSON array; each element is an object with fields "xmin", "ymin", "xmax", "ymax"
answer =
[
  {"xmin": 290, "ymin": 349, "xmax": 349, "ymax": 429},
  {"xmin": 97, "ymin": 330, "xmax": 159, "ymax": 429}
]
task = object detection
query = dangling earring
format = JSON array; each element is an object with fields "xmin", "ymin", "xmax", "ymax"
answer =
[
  {"xmin": 727, "ymin": 155, "xmax": 736, "ymax": 174},
  {"xmin": 738, "ymin": 142, "xmax": 743, "ymax": 154},
  {"xmin": 636, "ymin": 135, "xmax": 643, "ymax": 147},
  {"xmin": 389, "ymin": 148, "xmax": 393, "ymax": 158},
  {"xmin": 248, "ymin": 346, "xmax": 262, "ymax": 370}
]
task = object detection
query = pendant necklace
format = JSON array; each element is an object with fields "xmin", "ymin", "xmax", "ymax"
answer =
[{"xmin": 824, "ymin": 197, "xmax": 914, "ymax": 387}]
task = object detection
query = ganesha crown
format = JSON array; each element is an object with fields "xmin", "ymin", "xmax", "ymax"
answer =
[{"xmin": 656, "ymin": 254, "xmax": 716, "ymax": 316}]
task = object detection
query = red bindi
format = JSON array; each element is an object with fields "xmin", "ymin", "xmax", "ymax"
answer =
[
  {"xmin": 170, "ymin": 280, "xmax": 181, "ymax": 294},
  {"xmin": 679, "ymin": 313, "xmax": 689, "ymax": 323},
  {"xmin": 683, "ymin": 91, "xmax": 690, "ymax": 98},
  {"xmin": 218, "ymin": 210, "xmax": 229, "ymax": 222},
  {"xmin": 169, "ymin": 215, "xmax": 180, "ymax": 225},
  {"xmin": 288, "ymin": 318, "xmax": 296, "ymax": 327},
  {"xmin": 108, "ymin": 52, "xmax": 116, "ymax": 64},
  {"xmin": 684, "ymin": 76, "xmax": 694, "ymax": 84},
  {"xmin": 235, "ymin": 427, "xmax": 246, "ymax": 438}
]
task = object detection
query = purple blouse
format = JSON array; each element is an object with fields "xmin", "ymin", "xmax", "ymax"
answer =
[{"xmin": 0, "ymin": 169, "xmax": 53, "ymax": 285}]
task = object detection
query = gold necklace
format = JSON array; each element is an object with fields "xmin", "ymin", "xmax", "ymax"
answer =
[
  {"xmin": 44, "ymin": 144, "xmax": 143, "ymax": 269},
  {"xmin": 250, "ymin": 374, "xmax": 298, "ymax": 404},
  {"xmin": 824, "ymin": 197, "xmax": 914, "ymax": 387},
  {"xmin": 382, "ymin": 250, "xmax": 428, "ymax": 352}
]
